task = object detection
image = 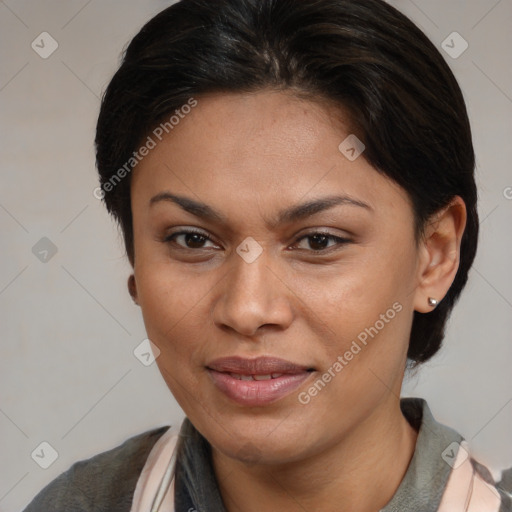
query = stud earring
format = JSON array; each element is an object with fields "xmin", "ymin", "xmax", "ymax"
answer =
[{"xmin": 428, "ymin": 297, "xmax": 438, "ymax": 307}]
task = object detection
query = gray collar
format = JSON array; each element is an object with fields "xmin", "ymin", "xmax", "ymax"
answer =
[
  {"xmin": 175, "ymin": 397, "xmax": 464, "ymax": 512},
  {"xmin": 381, "ymin": 397, "xmax": 463, "ymax": 511}
]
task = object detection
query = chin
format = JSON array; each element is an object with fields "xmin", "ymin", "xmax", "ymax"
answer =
[{"xmin": 197, "ymin": 410, "xmax": 317, "ymax": 465}]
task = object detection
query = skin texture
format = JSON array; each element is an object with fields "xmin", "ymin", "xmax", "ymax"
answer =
[{"xmin": 128, "ymin": 89, "xmax": 466, "ymax": 511}]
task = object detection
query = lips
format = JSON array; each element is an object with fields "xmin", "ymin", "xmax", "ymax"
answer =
[
  {"xmin": 206, "ymin": 356, "xmax": 314, "ymax": 406},
  {"xmin": 207, "ymin": 356, "xmax": 313, "ymax": 375},
  {"xmin": 226, "ymin": 372, "xmax": 284, "ymax": 381}
]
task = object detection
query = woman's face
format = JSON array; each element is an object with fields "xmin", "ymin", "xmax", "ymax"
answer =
[{"xmin": 130, "ymin": 90, "xmax": 423, "ymax": 464}]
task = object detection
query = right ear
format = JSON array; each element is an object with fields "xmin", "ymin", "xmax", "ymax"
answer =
[{"xmin": 128, "ymin": 274, "xmax": 139, "ymax": 305}]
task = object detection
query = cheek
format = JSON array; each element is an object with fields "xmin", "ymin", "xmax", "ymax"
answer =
[
  {"xmin": 302, "ymin": 241, "xmax": 416, "ymax": 380},
  {"xmin": 135, "ymin": 261, "xmax": 209, "ymax": 361},
  {"xmin": 304, "ymin": 252, "xmax": 409, "ymax": 337},
  {"xmin": 136, "ymin": 264, "xmax": 212, "ymax": 411}
]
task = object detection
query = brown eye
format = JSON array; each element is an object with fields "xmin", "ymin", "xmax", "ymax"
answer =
[
  {"xmin": 294, "ymin": 232, "xmax": 351, "ymax": 252},
  {"xmin": 164, "ymin": 230, "xmax": 217, "ymax": 250}
]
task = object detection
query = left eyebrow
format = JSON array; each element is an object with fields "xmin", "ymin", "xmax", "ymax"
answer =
[
  {"xmin": 269, "ymin": 194, "xmax": 373, "ymax": 229},
  {"xmin": 149, "ymin": 192, "xmax": 372, "ymax": 229}
]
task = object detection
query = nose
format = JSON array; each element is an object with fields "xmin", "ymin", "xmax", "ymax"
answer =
[{"xmin": 212, "ymin": 247, "xmax": 294, "ymax": 337}]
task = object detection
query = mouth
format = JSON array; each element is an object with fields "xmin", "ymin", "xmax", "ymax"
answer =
[{"xmin": 206, "ymin": 356, "xmax": 315, "ymax": 406}]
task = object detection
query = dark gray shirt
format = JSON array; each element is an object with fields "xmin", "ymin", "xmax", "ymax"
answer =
[{"xmin": 23, "ymin": 397, "xmax": 512, "ymax": 512}]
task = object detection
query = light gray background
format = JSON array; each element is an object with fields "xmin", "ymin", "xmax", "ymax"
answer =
[{"xmin": 0, "ymin": 1, "xmax": 511, "ymax": 511}]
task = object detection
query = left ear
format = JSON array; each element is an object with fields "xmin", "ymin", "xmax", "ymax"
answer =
[{"xmin": 413, "ymin": 196, "xmax": 467, "ymax": 313}]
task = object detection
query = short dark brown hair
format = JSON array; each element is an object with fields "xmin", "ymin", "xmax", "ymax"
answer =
[{"xmin": 95, "ymin": 0, "xmax": 478, "ymax": 365}]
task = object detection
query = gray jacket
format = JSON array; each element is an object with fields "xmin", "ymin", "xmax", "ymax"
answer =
[{"xmin": 23, "ymin": 398, "xmax": 512, "ymax": 512}]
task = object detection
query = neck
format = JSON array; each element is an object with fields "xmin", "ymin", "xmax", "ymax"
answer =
[{"xmin": 211, "ymin": 396, "xmax": 418, "ymax": 512}]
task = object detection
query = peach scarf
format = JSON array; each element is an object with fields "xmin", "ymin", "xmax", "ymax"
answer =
[
  {"xmin": 437, "ymin": 441, "xmax": 501, "ymax": 512},
  {"xmin": 130, "ymin": 430, "xmax": 501, "ymax": 512},
  {"xmin": 129, "ymin": 424, "xmax": 180, "ymax": 512}
]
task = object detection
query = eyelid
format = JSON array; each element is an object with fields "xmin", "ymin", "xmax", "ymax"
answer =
[
  {"xmin": 162, "ymin": 227, "xmax": 220, "ymax": 248},
  {"xmin": 163, "ymin": 227, "xmax": 352, "ymax": 254},
  {"xmin": 291, "ymin": 230, "xmax": 352, "ymax": 252}
]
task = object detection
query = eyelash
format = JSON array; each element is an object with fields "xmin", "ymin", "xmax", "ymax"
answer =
[{"xmin": 163, "ymin": 228, "xmax": 351, "ymax": 253}]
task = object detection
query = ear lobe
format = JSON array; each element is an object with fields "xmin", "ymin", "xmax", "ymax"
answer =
[
  {"xmin": 128, "ymin": 274, "xmax": 139, "ymax": 305},
  {"xmin": 413, "ymin": 196, "xmax": 467, "ymax": 313}
]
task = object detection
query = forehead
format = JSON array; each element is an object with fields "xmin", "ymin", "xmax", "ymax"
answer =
[
  {"xmin": 165, "ymin": 89, "xmax": 353, "ymax": 162},
  {"xmin": 130, "ymin": 90, "xmax": 410, "ymax": 221}
]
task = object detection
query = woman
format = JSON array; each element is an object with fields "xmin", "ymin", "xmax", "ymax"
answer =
[{"xmin": 24, "ymin": 0, "xmax": 511, "ymax": 510}]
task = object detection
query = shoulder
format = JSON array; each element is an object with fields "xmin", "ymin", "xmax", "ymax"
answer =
[
  {"xmin": 388, "ymin": 398, "xmax": 512, "ymax": 511},
  {"xmin": 496, "ymin": 466, "xmax": 512, "ymax": 511},
  {"xmin": 23, "ymin": 425, "xmax": 171, "ymax": 512}
]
